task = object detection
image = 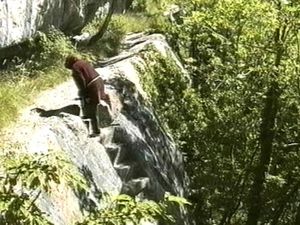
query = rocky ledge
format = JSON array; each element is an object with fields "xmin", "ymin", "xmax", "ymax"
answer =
[{"xmin": 1, "ymin": 33, "xmax": 191, "ymax": 225}]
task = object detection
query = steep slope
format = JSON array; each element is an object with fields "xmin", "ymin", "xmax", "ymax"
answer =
[{"xmin": 1, "ymin": 33, "xmax": 191, "ymax": 224}]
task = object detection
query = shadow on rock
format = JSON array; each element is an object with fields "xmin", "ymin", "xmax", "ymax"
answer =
[
  {"xmin": 32, "ymin": 104, "xmax": 80, "ymax": 117},
  {"xmin": 73, "ymin": 165, "xmax": 103, "ymax": 213}
]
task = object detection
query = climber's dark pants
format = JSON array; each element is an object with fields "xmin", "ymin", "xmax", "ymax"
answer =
[{"xmin": 82, "ymin": 103, "xmax": 100, "ymax": 134}]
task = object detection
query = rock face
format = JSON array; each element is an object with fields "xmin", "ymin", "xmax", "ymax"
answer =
[
  {"xmin": 0, "ymin": 0, "xmax": 131, "ymax": 48},
  {"xmin": 96, "ymin": 33, "xmax": 189, "ymax": 202},
  {"xmin": 29, "ymin": 114, "xmax": 122, "ymax": 225},
  {"xmin": 2, "ymin": 34, "xmax": 190, "ymax": 224}
]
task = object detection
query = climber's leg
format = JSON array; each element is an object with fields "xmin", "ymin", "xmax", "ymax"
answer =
[{"xmin": 83, "ymin": 103, "xmax": 100, "ymax": 136}]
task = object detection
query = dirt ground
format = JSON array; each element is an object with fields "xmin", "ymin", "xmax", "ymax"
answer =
[{"xmin": 0, "ymin": 80, "xmax": 79, "ymax": 153}]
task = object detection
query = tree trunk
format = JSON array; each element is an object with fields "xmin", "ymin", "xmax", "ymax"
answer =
[
  {"xmin": 87, "ymin": 0, "xmax": 117, "ymax": 46},
  {"xmin": 246, "ymin": 27, "xmax": 284, "ymax": 225},
  {"xmin": 245, "ymin": 82, "xmax": 280, "ymax": 225}
]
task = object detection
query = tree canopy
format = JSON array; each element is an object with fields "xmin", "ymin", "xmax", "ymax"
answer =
[{"xmin": 140, "ymin": 0, "xmax": 300, "ymax": 224}]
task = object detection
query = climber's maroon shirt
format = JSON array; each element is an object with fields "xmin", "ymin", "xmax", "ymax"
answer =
[{"xmin": 71, "ymin": 60, "xmax": 106, "ymax": 104}]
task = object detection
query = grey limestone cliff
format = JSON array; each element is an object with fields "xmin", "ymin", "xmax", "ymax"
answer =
[{"xmin": 0, "ymin": 0, "xmax": 132, "ymax": 48}]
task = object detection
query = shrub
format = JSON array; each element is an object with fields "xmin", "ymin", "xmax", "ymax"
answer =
[
  {"xmin": 0, "ymin": 28, "xmax": 80, "ymax": 130},
  {"xmin": 78, "ymin": 193, "xmax": 190, "ymax": 225},
  {"xmin": 0, "ymin": 151, "xmax": 86, "ymax": 225}
]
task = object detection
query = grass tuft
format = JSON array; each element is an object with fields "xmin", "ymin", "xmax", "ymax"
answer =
[{"xmin": 0, "ymin": 67, "xmax": 70, "ymax": 130}]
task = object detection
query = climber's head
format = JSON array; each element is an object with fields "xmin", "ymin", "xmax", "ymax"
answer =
[{"xmin": 64, "ymin": 55, "xmax": 79, "ymax": 69}]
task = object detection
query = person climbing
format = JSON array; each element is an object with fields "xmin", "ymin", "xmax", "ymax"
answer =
[{"xmin": 64, "ymin": 55, "xmax": 111, "ymax": 136}]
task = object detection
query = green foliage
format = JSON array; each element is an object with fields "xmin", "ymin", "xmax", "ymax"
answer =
[
  {"xmin": 78, "ymin": 193, "xmax": 190, "ymax": 225},
  {"xmin": 0, "ymin": 67, "xmax": 70, "ymax": 130},
  {"xmin": 82, "ymin": 12, "xmax": 153, "ymax": 38},
  {"xmin": 0, "ymin": 28, "xmax": 80, "ymax": 130},
  {"xmin": 82, "ymin": 15, "xmax": 126, "ymax": 58},
  {"xmin": 140, "ymin": 50, "xmax": 205, "ymax": 145},
  {"xmin": 0, "ymin": 151, "xmax": 87, "ymax": 225},
  {"xmin": 130, "ymin": 0, "xmax": 161, "ymax": 14},
  {"xmin": 112, "ymin": 14, "xmax": 153, "ymax": 34},
  {"xmin": 128, "ymin": 0, "xmax": 176, "ymax": 34},
  {"xmin": 1, "ymin": 28, "xmax": 77, "ymax": 74},
  {"xmin": 82, "ymin": 12, "xmax": 167, "ymax": 58},
  {"xmin": 0, "ymin": 148, "xmax": 187, "ymax": 225},
  {"xmin": 140, "ymin": 1, "xmax": 300, "ymax": 224},
  {"xmin": 34, "ymin": 28, "xmax": 77, "ymax": 68},
  {"xmin": 130, "ymin": 0, "xmax": 148, "ymax": 12}
]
